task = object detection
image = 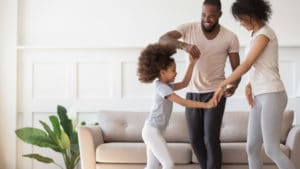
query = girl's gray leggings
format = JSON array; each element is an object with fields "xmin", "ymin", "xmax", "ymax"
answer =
[{"xmin": 247, "ymin": 91, "xmax": 295, "ymax": 169}]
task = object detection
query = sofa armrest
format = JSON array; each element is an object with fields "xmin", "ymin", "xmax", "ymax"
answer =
[
  {"xmin": 286, "ymin": 125, "xmax": 300, "ymax": 169},
  {"xmin": 78, "ymin": 126, "xmax": 104, "ymax": 169}
]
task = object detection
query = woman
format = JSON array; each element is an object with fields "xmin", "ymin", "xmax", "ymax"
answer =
[{"xmin": 213, "ymin": 0, "xmax": 296, "ymax": 169}]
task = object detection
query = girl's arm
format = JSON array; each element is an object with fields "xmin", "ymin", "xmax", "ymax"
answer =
[
  {"xmin": 166, "ymin": 93, "xmax": 215, "ymax": 108},
  {"xmin": 173, "ymin": 54, "xmax": 197, "ymax": 91},
  {"xmin": 172, "ymin": 61, "xmax": 195, "ymax": 91}
]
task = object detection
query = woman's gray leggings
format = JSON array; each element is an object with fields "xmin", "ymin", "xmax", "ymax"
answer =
[{"xmin": 247, "ymin": 91, "xmax": 295, "ymax": 169}]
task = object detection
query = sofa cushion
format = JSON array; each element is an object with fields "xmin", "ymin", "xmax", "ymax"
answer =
[
  {"xmin": 98, "ymin": 111, "xmax": 189, "ymax": 142},
  {"xmin": 96, "ymin": 143, "xmax": 192, "ymax": 164},
  {"xmin": 98, "ymin": 111, "xmax": 146, "ymax": 142},
  {"xmin": 163, "ymin": 112, "xmax": 190, "ymax": 142},
  {"xmin": 220, "ymin": 111, "xmax": 248, "ymax": 142},
  {"xmin": 220, "ymin": 111, "xmax": 293, "ymax": 143},
  {"xmin": 192, "ymin": 143, "xmax": 290, "ymax": 164},
  {"xmin": 279, "ymin": 110, "xmax": 294, "ymax": 143},
  {"xmin": 98, "ymin": 110, "xmax": 293, "ymax": 143}
]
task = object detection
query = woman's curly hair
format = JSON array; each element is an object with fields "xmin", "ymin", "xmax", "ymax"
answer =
[
  {"xmin": 137, "ymin": 43, "xmax": 176, "ymax": 83},
  {"xmin": 231, "ymin": 0, "xmax": 272, "ymax": 23}
]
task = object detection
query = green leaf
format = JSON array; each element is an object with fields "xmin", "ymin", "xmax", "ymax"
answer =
[
  {"xmin": 49, "ymin": 115, "xmax": 61, "ymax": 138},
  {"xmin": 23, "ymin": 154, "xmax": 54, "ymax": 164},
  {"xmin": 15, "ymin": 128, "xmax": 61, "ymax": 152},
  {"xmin": 15, "ymin": 105, "xmax": 81, "ymax": 169},
  {"xmin": 16, "ymin": 127, "xmax": 47, "ymax": 141},
  {"xmin": 57, "ymin": 105, "xmax": 73, "ymax": 136},
  {"xmin": 69, "ymin": 132, "xmax": 78, "ymax": 144},
  {"xmin": 69, "ymin": 131, "xmax": 79, "ymax": 154},
  {"xmin": 71, "ymin": 143, "xmax": 80, "ymax": 154},
  {"xmin": 39, "ymin": 121, "xmax": 63, "ymax": 150},
  {"xmin": 60, "ymin": 131, "xmax": 70, "ymax": 149}
]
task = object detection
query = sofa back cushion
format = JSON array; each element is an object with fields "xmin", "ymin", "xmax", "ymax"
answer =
[
  {"xmin": 220, "ymin": 110, "xmax": 294, "ymax": 143},
  {"xmin": 98, "ymin": 110, "xmax": 294, "ymax": 143},
  {"xmin": 98, "ymin": 111, "xmax": 189, "ymax": 142}
]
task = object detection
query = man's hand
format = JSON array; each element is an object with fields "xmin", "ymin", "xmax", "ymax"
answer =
[
  {"xmin": 182, "ymin": 44, "xmax": 201, "ymax": 59},
  {"xmin": 224, "ymin": 84, "xmax": 237, "ymax": 97}
]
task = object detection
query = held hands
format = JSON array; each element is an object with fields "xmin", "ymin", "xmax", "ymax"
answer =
[
  {"xmin": 183, "ymin": 44, "xmax": 201, "ymax": 60},
  {"xmin": 223, "ymin": 83, "xmax": 237, "ymax": 97},
  {"xmin": 212, "ymin": 83, "xmax": 254, "ymax": 108},
  {"xmin": 212, "ymin": 83, "xmax": 237, "ymax": 105},
  {"xmin": 188, "ymin": 53, "xmax": 198, "ymax": 65},
  {"xmin": 212, "ymin": 86, "xmax": 225, "ymax": 105},
  {"xmin": 205, "ymin": 98, "xmax": 217, "ymax": 109}
]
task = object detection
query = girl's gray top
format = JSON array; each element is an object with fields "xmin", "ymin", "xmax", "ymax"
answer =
[{"xmin": 145, "ymin": 80, "xmax": 173, "ymax": 130}]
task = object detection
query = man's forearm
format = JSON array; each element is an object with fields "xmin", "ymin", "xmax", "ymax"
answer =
[
  {"xmin": 159, "ymin": 37, "xmax": 187, "ymax": 49},
  {"xmin": 233, "ymin": 77, "xmax": 241, "ymax": 87},
  {"xmin": 159, "ymin": 31, "xmax": 186, "ymax": 49}
]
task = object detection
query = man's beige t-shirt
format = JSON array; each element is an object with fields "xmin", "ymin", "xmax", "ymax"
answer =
[{"xmin": 176, "ymin": 22, "xmax": 239, "ymax": 93}]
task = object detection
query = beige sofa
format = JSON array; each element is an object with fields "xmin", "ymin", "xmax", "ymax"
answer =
[{"xmin": 78, "ymin": 110, "xmax": 300, "ymax": 169}]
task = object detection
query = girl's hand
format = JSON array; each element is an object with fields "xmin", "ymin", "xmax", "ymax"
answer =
[
  {"xmin": 183, "ymin": 44, "xmax": 201, "ymax": 60},
  {"xmin": 206, "ymin": 98, "xmax": 217, "ymax": 108},
  {"xmin": 212, "ymin": 86, "xmax": 225, "ymax": 105},
  {"xmin": 245, "ymin": 83, "xmax": 254, "ymax": 108},
  {"xmin": 189, "ymin": 54, "xmax": 198, "ymax": 65}
]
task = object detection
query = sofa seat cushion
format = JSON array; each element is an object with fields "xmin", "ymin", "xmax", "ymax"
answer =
[
  {"xmin": 96, "ymin": 142, "xmax": 192, "ymax": 164},
  {"xmin": 192, "ymin": 143, "xmax": 290, "ymax": 164}
]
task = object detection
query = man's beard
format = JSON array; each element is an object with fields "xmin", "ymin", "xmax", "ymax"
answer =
[{"xmin": 201, "ymin": 21, "xmax": 218, "ymax": 33}]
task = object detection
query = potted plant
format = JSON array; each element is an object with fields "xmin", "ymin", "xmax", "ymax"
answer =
[{"xmin": 15, "ymin": 105, "xmax": 80, "ymax": 169}]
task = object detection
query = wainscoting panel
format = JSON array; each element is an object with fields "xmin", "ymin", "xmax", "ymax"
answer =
[
  {"xmin": 77, "ymin": 62, "xmax": 114, "ymax": 99},
  {"xmin": 33, "ymin": 63, "xmax": 72, "ymax": 99}
]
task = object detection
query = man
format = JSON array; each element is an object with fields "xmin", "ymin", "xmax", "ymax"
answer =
[{"xmin": 159, "ymin": 0, "xmax": 240, "ymax": 169}]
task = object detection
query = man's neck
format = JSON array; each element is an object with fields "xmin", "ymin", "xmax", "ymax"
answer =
[{"xmin": 203, "ymin": 24, "xmax": 221, "ymax": 40}]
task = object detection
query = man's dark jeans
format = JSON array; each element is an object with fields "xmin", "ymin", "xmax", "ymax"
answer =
[{"xmin": 185, "ymin": 92, "xmax": 226, "ymax": 169}]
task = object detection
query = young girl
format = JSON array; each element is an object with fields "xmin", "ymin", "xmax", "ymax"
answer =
[
  {"xmin": 137, "ymin": 43, "xmax": 215, "ymax": 169},
  {"xmin": 213, "ymin": 0, "xmax": 296, "ymax": 169}
]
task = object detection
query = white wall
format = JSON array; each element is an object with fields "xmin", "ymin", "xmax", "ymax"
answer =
[
  {"xmin": 0, "ymin": 0, "xmax": 299, "ymax": 169},
  {"xmin": 17, "ymin": 0, "xmax": 300, "ymax": 47},
  {"xmin": 0, "ymin": 0, "xmax": 17, "ymax": 169}
]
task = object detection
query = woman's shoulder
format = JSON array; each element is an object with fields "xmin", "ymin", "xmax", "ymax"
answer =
[{"xmin": 256, "ymin": 25, "xmax": 276, "ymax": 39}]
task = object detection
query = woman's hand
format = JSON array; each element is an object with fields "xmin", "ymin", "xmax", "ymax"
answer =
[
  {"xmin": 245, "ymin": 83, "xmax": 254, "ymax": 108},
  {"xmin": 212, "ymin": 85, "xmax": 225, "ymax": 105}
]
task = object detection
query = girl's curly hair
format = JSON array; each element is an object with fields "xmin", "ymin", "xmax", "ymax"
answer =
[
  {"xmin": 137, "ymin": 43, "xmax": 176, "ymax": 83},
  {"xmin": 231, "ymin": 0, "xmax": 272, "ymax": 23}
]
